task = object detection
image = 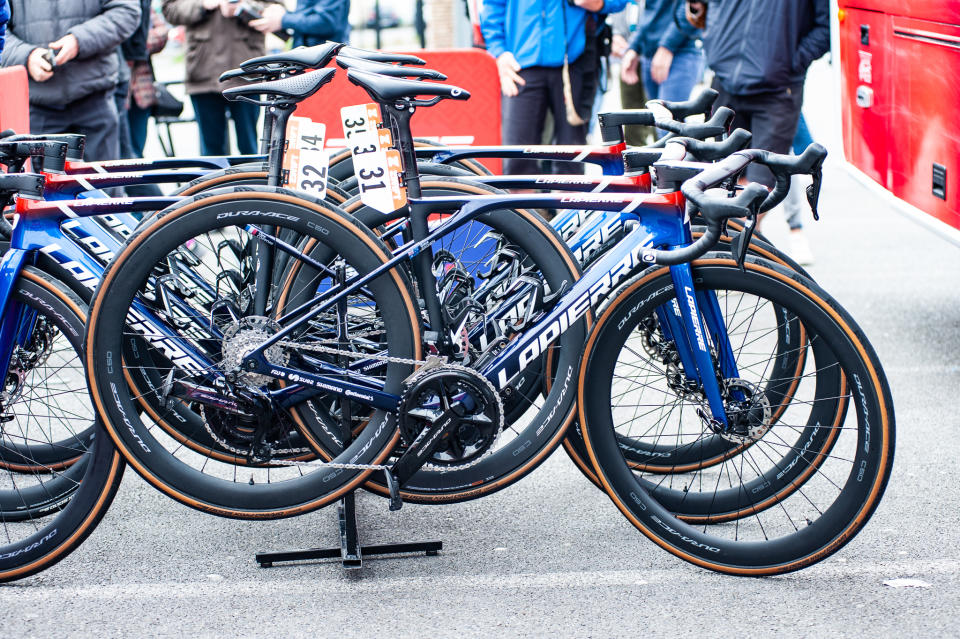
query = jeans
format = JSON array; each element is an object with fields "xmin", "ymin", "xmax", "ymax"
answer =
[
  {"xmin": 190, "ymin": 92, "xmax": 260, "ymax": 156},
  {"xmin": 641, "ymin": 50, "xmax": 704, "ymax": 136}
]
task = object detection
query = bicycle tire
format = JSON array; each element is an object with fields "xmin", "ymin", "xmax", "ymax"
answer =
[
  {"xmin": 0, "ymin": 267, "xmax": 124, "ymax": 582},
  {"xmin": 85, "ymin": 188, "xmax": 422, "ymax": 519},
  {"xmin": 579, "ymin": 256, "xmax": 894, "ymax": 574}
]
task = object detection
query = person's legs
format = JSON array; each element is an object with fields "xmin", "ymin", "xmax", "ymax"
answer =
[
  {"xmin": 741, "ymin": 85, "xmax": 804, "ymax": 187},
  {"xmin": 656, "ymin": 51, "xmax": 704, "ymax": 104},
  {"xmin": 502, "ymin": 66, "xmax": 550, "ymax": 175},
  {"xmin": 127, "ymin": 104, "xmax": 151, "ymax": 157},
  {"xmin": 114, "ymin": 81, "xmax": 134, "ymax": 160},
  {"xmin": 73, "ymin": 91, "xmax": 120, "ymax": 162},
  {"xmin": 547, "ymin": 61, "xmax": 588, "ymax": 174},
  {"xmin": 619, "ymin": 76, "xmax": 652, "ymax": 146},
  {"xmin": 227, "ymin": 100, "xmax": 260, "ymax": 156},
  {"xmin": 190, "ymin": 93, "xmax": 229, "ymax": 156}
]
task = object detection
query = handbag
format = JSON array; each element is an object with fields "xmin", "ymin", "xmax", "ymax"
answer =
[{"xmin": 152, "ymin": 82, "xmax": 184, "ymax": 119}]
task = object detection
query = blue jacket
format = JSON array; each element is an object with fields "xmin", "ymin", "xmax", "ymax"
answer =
[
  {"xmin": 282, "ymin": 0, "xmax": 350, "ymax": 47},
  {"xmin": 629, "ymin": 0, "xmax": 699, "ymax": 59},
  {"xmin": 0, "ymin": 0, "xmax": 9, "ymax": 65},
  {"xmin": 481, "ymin": 0, "xmax": 627, "ymax": 69},
  {"xmin": 703, "ymin": 0, "xmax": 830, "ymax": 95}
]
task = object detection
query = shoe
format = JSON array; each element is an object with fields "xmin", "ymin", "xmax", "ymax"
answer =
[{"xmin": 789, "ymin": 228, "xmax": 815, "ymax": 266}]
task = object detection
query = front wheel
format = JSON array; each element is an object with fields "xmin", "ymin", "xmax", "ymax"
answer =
[{"xmin": 579, "ymin": 256, "xmax": 894, "ymax": 575}]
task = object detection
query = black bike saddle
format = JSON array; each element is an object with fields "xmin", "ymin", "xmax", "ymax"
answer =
[
  {"xmin": 222, "ymin": 68, "xmax": 337, "ymax": 104},
  {"xmin": 339, "ymin": 46, "xmax": 425, "ymax": 66},
  {"xmin": 240, "ymin": 42, "xmax": 343, "ymax": 72},
  {"xmin": 336, "ymin": 56, "xmax": 447, "ymax": 81},
  {"xmin": 346, "ymin": 69, "xmax": 470, "ymax": 104}
]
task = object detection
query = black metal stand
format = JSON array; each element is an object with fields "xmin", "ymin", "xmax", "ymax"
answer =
[
  {"xmin": 255, "ymin": 262, "xmax": 440, "ymax": 570},
  {"xmin": 255, "ymin": 492, "xmax": 441, "ymax": 569}
]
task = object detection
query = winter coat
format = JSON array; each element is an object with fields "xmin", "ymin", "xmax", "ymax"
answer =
[
  {"xmin": 702, "ymin": 0, "xmax": 829, "ymax": 95},
  {"xmin": 2, "ymin": 0, "xmax": 141, "ymax": 106},
  {"xmin": 481, "ymin": 0, "xmax": 628, "ymax": 69},
  {"xmin": 161, "ymin": 0, "xmax": 278, "ymax": 95},
  {"xmin": 282, "ymin": 0, "xmax": 350, "ymax": 48}
]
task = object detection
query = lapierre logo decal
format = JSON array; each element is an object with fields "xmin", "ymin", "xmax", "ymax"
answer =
[
  {"xmin": 495, "ymin": 234, "xmax": 653, "ymax": 389},
  {"xmin": 684, "ymin": 286, "xmax": 708, "ymax": 352}
]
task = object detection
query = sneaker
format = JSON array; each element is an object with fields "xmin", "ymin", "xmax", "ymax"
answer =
[{"xmin": 789, "ymin": 228, "xmax": 815, "ymax": 266}]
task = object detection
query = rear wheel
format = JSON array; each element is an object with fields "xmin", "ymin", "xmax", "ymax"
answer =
[{"xmin": 85, "ymin": 190, "xmax": 421, "ymax": 519}]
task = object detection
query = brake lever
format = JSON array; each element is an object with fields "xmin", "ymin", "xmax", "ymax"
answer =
[
  {"xmin": 807, "ymin": 165, "xmax": 823, "ymax": 221},
  {"xmin": 730, "ymin": 191, "xmax": 764, "ymax": 270},
  {"xmin": 730, "ymin": 214, "xmax": 755, "ymax": 270}
]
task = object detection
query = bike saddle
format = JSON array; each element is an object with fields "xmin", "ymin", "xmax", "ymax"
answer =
[
  {"xmin": 336, "ymin": 56, "xmax": 447, "ymax": 81},
  {"xmin": 222, "ymin": 68, "xmax": 337, "ymax": 104},
  {"xmin": 239, "ymin": 42, "xmax": 343, "ymax": 73},
  {"xmin": 346, "ymin": 69, "xmax": 470, "ymax": 104},
  {"xmin": 339, "ymin": 46, "xmax": 425, "ymax": 65}
]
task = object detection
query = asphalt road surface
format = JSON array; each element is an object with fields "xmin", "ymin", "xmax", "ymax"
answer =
[{"xmin": 1, "ymin": 153, "xmax": 957, "ymax": 638}]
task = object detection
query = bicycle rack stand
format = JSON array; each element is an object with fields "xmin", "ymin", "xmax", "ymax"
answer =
[
  {"xmin": 255, "ymin": 263, "xmax": 441, "ymax": 570},
  {"xmin": 254, "ymin": 491, "xmax": 441, "ymax": 570}
]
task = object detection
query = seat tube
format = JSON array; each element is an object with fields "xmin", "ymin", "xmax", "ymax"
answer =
[{"xmin": 668, "ymin": 262, "xmax": 728, "ymax": 426}]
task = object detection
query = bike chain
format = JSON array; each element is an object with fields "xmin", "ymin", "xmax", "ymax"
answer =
[{"xmin": 255, "ymin": 342, "xmax": 505, "ymax": 473}]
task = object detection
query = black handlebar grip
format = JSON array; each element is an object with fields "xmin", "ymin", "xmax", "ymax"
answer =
[
  {"xmin": 653, "ymin": 88, "xmax": 719, "ymax": 121},
  {"xmin": 658, "ymin": 106, "xmax": 733, "ymax": 139},
  {"xmin": 760, "ymin": 143, "xmax": 828, "ymax": 175},
  {"xmin": 682, "ymin": 128, "xmax": 752, "ymax": 162}
]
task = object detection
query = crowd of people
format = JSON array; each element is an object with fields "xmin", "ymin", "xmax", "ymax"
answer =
[
  {"xmin": 0, "ymin": 0, "xmax": 349, "ymax": 162},
  {"xmin": 481, "ymin": 0, "xmax": 829, "ymax": 263},
  {"xmin": 0, "ymin": 0, "xmax": 829, "ymax": 263}
]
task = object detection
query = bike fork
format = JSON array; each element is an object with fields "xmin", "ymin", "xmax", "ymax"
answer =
[{"xmin": 666, "ymin": 262, "xmax": 735, "ymax": 428}]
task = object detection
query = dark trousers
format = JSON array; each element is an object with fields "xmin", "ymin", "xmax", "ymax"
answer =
[
  {"xmin": 711, "ymin": 78, "xmax": 804, "ymax": 187},
  {"xmin": 30, "ymin": 90, "xmax": 119, "ymax": 162},
  {"xmin": 128, "ymin": 103, "xmax": 151, "ymax": 157},
  {"xmin": 190, "ymin": 92, "xmax": 260, "ymax": 156},
  {"xmin": 501, "ymin": 60, "xmax": 591, "ymax": 175}
]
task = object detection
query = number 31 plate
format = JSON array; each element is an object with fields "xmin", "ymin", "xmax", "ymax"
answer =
[{"xmin": 350, "ymin": 132, "xmax": 407, "ymax": 214}]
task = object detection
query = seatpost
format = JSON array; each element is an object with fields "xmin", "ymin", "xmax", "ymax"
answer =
[
  {"xmin": 384, "ymin": 102, "xmax": 422, "ymax": 200},
  {"xmin": 383, "ymin": 100, "xmax": 451, "ymax": 351},
  {"xmin": 260, "ymin": 109, "xmax": 276, "ymax": 156},
  {"xmin": 265, "ymin": 101, "xmax": 296, "ymax": 187}
]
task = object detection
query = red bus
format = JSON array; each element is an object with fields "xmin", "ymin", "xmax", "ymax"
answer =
[{"xmin": 837, "ymin": 0, "xmax": 960, "ymax": 239}]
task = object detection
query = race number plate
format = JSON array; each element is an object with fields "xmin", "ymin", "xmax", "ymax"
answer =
[
  {"xmin": 340, "ymin": 102, "xmax": 383, "ymax": 141},
  {"xmin": 283, "ymin": 116, "xmax": 328, "ymax": 195},
  {"xmin": 349, "ymin": 131, "xmax": 407, "ymax": 213}
]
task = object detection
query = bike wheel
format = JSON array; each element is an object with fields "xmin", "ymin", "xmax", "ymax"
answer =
[
  {"xmin": 0, "ymin": 267, "xmax": 124, "ymax": 582},
  {"xmin": 564, "ymin": 229, "xmax": 813, "ymax": 483},
  {"xmin": 290, "ymin": 177, "xmax": 588, "ymax": 503},
  {"xmin": 85, "ymin": 188, "xmax": 421, "ymax": 519},
  {"xmin": 579, "ymin": 256, "xmax": 894, "ymax": 574}
]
